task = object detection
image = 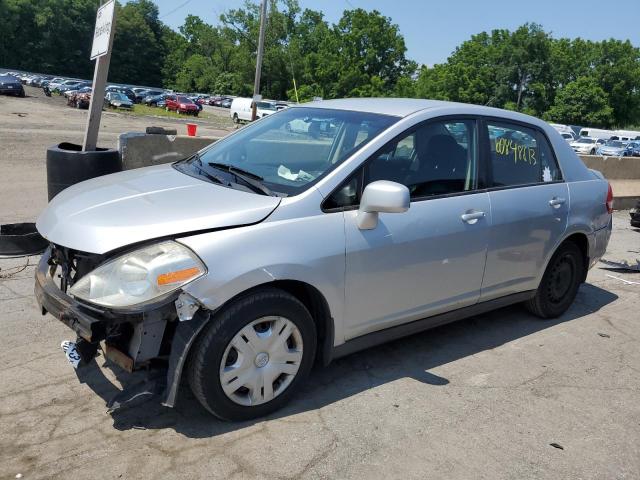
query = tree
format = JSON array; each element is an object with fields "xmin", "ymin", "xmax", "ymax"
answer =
[
  {"xmin": 545, "ymin": 77, "xmax": 614, "ymax": 127},
  {"xmin": 109, "ymin": 1, "xmax": 164, "ymax": 86}
]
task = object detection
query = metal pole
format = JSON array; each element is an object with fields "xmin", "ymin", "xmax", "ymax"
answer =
[
  {"xmin": 82, "ymin": 2, "xmax": 116, "ymax": 151},
  {"xmin": 251, "ymin": 0, "xmax": 268, "ymax": 121}
]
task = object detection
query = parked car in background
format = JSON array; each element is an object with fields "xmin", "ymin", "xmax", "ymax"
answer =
[
  {"xmin": 210, "ymin": 96, "xmax": 233, "ymax": 107},
  {"xmin": 570, "ymin": 137, "xmax": 605, "ymax": 155},
  {"xmin": 35, "ymin": 99, "xmax": 613, "ymax": 421},
  {"xmin": 578, "ymin": 128, "xmax": 615, "ymax": 140},
  {"xmin": 137, "ymin": 89, "xmax": 163, "ymax": 104},
  {"xmin": 143, "ymin": 93, "xmax": 163, "ymax": 106},
  {"xmin": 220, "ymin": 97, "xmax": 233, "ymax": 108},
  {"xmin": 47, "ymin": 77, "xmax": 66, "ymax": 91},
  {"xmin": 230, "ymin": 97, "xmax": 253, "ymax": 122},
  {"xmin": 143, "ymin": 93, "xmax": 166, "ymax": 107},
  {"xmin": 105, "ymin": 85, "xmax": 136, "ymax": 103},
  {"xmin": 165, "ymin": 94, "xmax": 199, "ymax": 115},
  {"xmin": 560, "ymin": 132, "xmax": 575, "ymax": 142},
  {"xmin": 256, "ymin": 101, "xmax": 277, "ymax": 117},
  {"xmin": 0, "ymin": 74, "xmax": 25, "ymax": 97},
  {"xmin": 55, "ymin": 80, "xmax": 83, "ymax": 94},
  {"xmin": 67, "ymin": 87, "xmax": 92, "ymax": 109},
  {"xmin": 597, "ymin": 140, "xmax": 634, "ymax": 157},
  {"xmin": 104, "ymin": 91, "xmax": 133, "ymax": 109},
  {"xmin": 74, "ymin": 90, "xmax": 92, "ymax": 109},
  {"xmin": 625, "ymin": 141, "xmax": 640, "ymax": 157},
  {"xmin": 230, "ymin": 98, "xmax": 278, "ymax": 123},
  {"xmin": 63, "ymin": 83, "xmax": 91, "ymax": 99},
  {"xmin": 132, "ymin": 88, "xmax": 149, "ymax": 103}
]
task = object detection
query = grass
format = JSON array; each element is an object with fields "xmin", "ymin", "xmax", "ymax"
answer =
[{"xmin": 123, "ymin": 104, "xmax": 235, "ymax": 130}]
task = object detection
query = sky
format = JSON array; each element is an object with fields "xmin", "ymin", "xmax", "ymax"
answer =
[{"xmin": 151, "ymin": 0, "xmax": 640, "ymax": 66}]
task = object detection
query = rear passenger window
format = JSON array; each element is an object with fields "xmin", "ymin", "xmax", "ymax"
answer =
[{"xmin": 487, "ymin": 122, "xmax": 562, "ymax": 187}]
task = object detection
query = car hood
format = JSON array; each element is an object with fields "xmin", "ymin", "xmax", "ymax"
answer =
[
  {"xmin": 36, "ymin": 164, "xmax": 281, "ymax": 254},
  {"xmin": 600, "ymin": 147, "xmax": 624, "ymax": 154}
]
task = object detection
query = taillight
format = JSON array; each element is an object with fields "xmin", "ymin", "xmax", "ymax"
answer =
[{"xmin": 606, "ymin": 183, "xmax": 614, "ymax": 214}]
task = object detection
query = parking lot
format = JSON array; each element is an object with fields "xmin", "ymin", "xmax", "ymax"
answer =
[
  {"xmin": 1, "ymin": 87, "xmax": 640, "ymax": 480},
  {"xmin": 0, "ymin": 86, "xmax": 233, "ymax": 223}
]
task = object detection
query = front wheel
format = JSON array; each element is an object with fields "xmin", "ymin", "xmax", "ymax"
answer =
[
  {"xmin": 590, "ymin": 148, "xmax": 596, "ymax": 155},
  {"xmin": 188, "ymin": 288, "xmax": 317, "ymax": 421},
  {"xmin": 525, "ymin": 241, "xmax": 584, "ymax": 319},
  {"xmin": 233, "ymin": 113, "xmax": 239, "ymax": 124}
]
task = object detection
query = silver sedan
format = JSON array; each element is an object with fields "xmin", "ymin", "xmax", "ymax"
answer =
[{"xmin": 36, "ymin": 98, "xmax": 613, "ymax": 420}]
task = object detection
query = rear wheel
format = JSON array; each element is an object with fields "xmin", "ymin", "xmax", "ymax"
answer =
[
  {"xmin": 188, "ymin": 288, "xmax": 316, "ymax": 421},
  {"xmin": 525, "ymin": 241, "xmax": 584, "ymax": 319}
]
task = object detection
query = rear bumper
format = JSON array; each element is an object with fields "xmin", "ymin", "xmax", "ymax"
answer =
[{"xmin": 0, "ymin": 86, "xmax": 23, "ymax": 95}]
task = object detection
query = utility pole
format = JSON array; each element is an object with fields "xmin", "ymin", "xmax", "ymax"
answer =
[
  {"xmin": 251, "ymin": 0, "xmax": 268, "ymax": 121},
  {"xmin": 83, "ymin": 0, "xmax": 116, "ymax": 151}
]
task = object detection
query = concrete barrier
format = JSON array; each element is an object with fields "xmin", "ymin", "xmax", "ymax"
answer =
[
  {"xmin": 579, "ymin": 155, "xmax": 640, "ymax": 179},
  {"xmin": 118, "ymin": 132, "xmax": 220, "ymax": 170}
]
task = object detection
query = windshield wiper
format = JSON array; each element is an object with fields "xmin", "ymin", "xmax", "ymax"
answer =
[
  {"xmin": 180, "ymin": 154, "xmax": 229, "ymax": 186},
  {"xmin": 207, "ymin": 162, "xmax": 275, "ymax": 196}
]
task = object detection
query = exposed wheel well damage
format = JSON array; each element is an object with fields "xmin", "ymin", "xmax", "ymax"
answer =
[
  {"xmin": 561, "ymin": 233, "xmax": 589, "ymax": 282},
  {"xmin": 256, "ymin": 280, "xmax": 334, "ymax": 366}
]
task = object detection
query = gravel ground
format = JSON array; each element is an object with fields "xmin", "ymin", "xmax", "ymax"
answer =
[
  {"xmin": 0, "ymin": 86, "xmax": 233, "ymax": 224},
  {"xmin": 0, "ymin": 89, "xmax": 638, "ymax": 479}
]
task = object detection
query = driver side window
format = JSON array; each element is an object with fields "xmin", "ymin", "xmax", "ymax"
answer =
[
  {"xmin": 366, "ymin": 119, "xmax": 478, "ymax": 200},
  {"xmin": 323, "ymin": 119, "xmax": 479, "ymax": 210}
]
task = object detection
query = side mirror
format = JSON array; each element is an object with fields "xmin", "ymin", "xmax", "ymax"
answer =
[{"xmin": 357, "ymin": 180, "xmax": 410, "ymax": 230}]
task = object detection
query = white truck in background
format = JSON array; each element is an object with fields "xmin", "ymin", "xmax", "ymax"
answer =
[{"xmin": 230, "ymin": 97, "xmax": 278, "ymax": 123}]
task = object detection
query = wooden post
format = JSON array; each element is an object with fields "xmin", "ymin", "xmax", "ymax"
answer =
[
  {"xmin": 83, "ymin": 0, "xmax": 116, "ymax": 151},
  {"xmin": 251, "ymin": 0, "xmax": 268, "ymax": 121}
]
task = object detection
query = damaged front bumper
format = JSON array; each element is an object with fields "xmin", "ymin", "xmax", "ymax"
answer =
[{"xmin": 34, "ymin": 247, "xmax": 211, "ymax": 408}]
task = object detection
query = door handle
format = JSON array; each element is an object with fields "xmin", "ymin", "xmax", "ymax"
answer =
[
  {"xmin": 461, "ymin": 211, "xmax": 485, "ymax": 224},
  {"xmin": 549, "ymin": 197, "xmax": 566, "ymax": 208}
]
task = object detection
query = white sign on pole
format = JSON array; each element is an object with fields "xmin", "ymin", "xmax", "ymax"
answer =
[{"xmin": 90, "ymin": 0, "xmax": 115, "ymax": 60}]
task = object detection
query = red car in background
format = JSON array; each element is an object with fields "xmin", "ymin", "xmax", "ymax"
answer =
[{"xmin": 165, "ymin": 94, "xmax": 199, "ymax": 116}]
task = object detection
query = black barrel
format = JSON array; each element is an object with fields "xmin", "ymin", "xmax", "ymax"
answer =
[
  {"xmin": 46, "ymin": 142, "xmax": 122, "ymax": 201},
  {"xmin": 0, "ymin": 223, "xmax": 48, "ymax": 257}
]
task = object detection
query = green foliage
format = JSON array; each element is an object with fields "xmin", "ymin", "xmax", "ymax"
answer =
[
  {"xmin": 545, "ymin": 77, "xmax": 614, "ymax": 127},
  {"xmin": 1, "ymin": 1, "xmax": 638, "ymax": 127}
]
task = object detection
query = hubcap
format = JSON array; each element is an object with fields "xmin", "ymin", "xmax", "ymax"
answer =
[{"xmin": 219, "ymin": 316, "xmax": 303, "ymax": 406}]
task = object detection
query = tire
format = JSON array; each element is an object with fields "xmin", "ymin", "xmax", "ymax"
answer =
[
  {"xmin": 590, "ymin": 148, "xmax": 596, "ymax": 155},
  {"xmin": 188, "ymin": 288, "xmax": 317, "ymax": 421},
  {"xmin": 525, "ymin": 241, "xmax": 584, "ymax": 319},
  {"xmin": 233, "ymin": 113, "xmax": 239, "ymax": 124}
]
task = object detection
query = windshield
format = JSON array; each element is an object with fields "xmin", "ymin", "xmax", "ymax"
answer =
[
  {"xmin": 177, "ymin": 96, "xmax": 192, "ymax": 103},
  {"xmin": 112, "ymin": 93, "xmax": 128, "ymax": 101},
  {"xmin": 604, "ymin": 140, "xmax": 624, "ymax": 147},
  {"xmin": 179, "ymin": 107, "xmax": 398, "ymax": 196},
  {"xmin": 576, "ymin": 138, "xmax": 595, "ymax": 144}
]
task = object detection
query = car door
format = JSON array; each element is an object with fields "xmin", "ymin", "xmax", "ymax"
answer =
[
  {"xmin": 333, "ymin": 118, "xmax": 491, "ymax": 340},
  {"xmin": 480, "ymin": 119, "xmax": 568, "ymax": 301}
]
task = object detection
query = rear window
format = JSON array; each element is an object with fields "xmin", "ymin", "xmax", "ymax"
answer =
[{"xmin": 487, "ymin": 121, "xmax": 562, "ymax": 187}]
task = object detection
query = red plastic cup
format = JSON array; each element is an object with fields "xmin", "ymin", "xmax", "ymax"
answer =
[{"xmin": 186, "ymin": 123, "xmax": 197, "ymax": 136}]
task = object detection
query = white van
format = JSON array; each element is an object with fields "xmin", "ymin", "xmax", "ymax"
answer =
[
  {"xmin": 230, "ymin": 97, "xmax": 253, "ymax": 123},
  {"xmin": 230, "ymin": 98, "xmax": 279, "ymax": 123},
  {"xmin": 613, "ymin": 129, "xmax": 640, "ymax": 141},
  {"xmin": 578, "ymin": 128, "xmax": 615, "ymax": 140},
  {"xmin": 550, "ymin": 123, "xmax": 575, "ymax": 138}
]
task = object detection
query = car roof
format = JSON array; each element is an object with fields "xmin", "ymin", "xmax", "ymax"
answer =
[{"xmin": 295, "ymin": 98, "xmax": 548, "ymax": 126}]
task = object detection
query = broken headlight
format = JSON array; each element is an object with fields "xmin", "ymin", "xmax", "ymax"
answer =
[{"xmin": 69, "ymin": 241, "xmax": 206, "ymax": 308}]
